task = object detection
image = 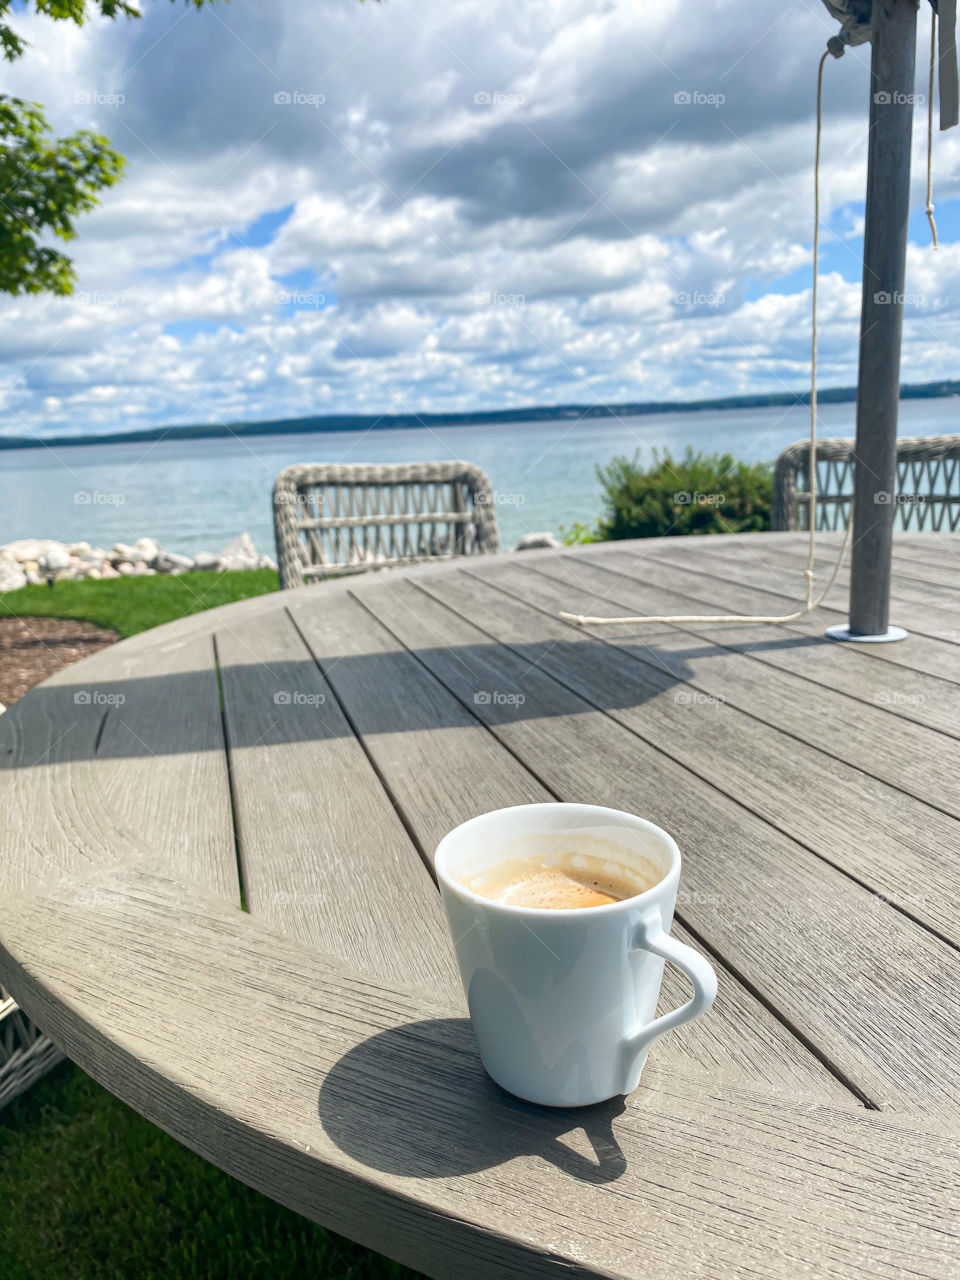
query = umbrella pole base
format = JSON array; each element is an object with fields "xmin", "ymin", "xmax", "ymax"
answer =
[{"xmin": 825, "ymin": 624, "xmax": 909, "ymax": 644}]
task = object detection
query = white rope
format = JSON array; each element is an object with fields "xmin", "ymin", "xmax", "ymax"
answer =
[
  {"xmin": 560, "ymin": 49, "xmax": 853, "ymax": 630},
  {"xmin": 927, "ymin": 8, "xmax": 940, "ymax": 248}
]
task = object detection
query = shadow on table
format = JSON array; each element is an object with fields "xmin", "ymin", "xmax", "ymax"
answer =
[
  {"xmin": 318, "ymin": 1017, "xmax": 627, "ymax": 1184},
  {"xmin": 2, "ymin": 628, "xmax": 835, "ymax": 767}
]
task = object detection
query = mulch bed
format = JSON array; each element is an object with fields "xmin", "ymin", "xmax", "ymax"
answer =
[{"xmin": 0, "ymin": 616, "xmax": 119, "ymax": 707}]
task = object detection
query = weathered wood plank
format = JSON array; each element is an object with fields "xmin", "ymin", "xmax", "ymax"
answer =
[
  {"xmin": 0, "ymin": 633, "xmax": 239, "ymax": 903},
  {"xmin": 93, "ymin": 632, "xmax": 239, "ymax": 900},
  {"xmin": 583, "ymin": 537, "xmax": 960, "ymax": 686},
  {"xmin": 486, "ymin": 555, "xmax": 960, "ymax": 810},
  {"xmin": 533, "ymin": 544, "xmax": 960, "ymax": 736},
  {"xmin": 353, "ymin": 573, "xmax": 960, "ymax": 1108},
  {"xmin": 733, "ymin": 536, "xmax": 960, "ymax": 616},
  {"xmin": 659, "ymin": 536, "xmax": 960, "ymax": 643},
  {"xmin": 0, "ymin": 659, "xmax": 111, "ymax": 895},
  {"xmin": 892, "ymin": 535, "xmax": 960, "ymax": 579},
  {"xmin": 287, "ymin": 587, "xmax": 852, "ymax": 1101},
  {"xmin": 287, "ymin": 586, "xmax": 545, "ymax": 857},
  {"xmin": 2, "ymin": 865, "xmax": 957, "ymax": 1280},
  {"xmin": 426, "ymin": 564, "xmax": 960, "ymax": 949},
  {"xmin": 216, "ymin": 606, "xmax": 458, "ymax": 994}
]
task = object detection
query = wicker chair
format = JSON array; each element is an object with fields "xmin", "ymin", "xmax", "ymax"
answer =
[
  {"xmin": 273, "ymin": 460, "xmax": 501, "ymax": 590},
  {"xmin": 0, "ymin": 986, "xmax": 64, "ymax": 1110},
  {"xmin": 772, "ymin": 434, "xmax": 960, "ymax": 532},
  {"xmin": 0, "ymin": 703, "xmax": 65, "ymax": 1109}
]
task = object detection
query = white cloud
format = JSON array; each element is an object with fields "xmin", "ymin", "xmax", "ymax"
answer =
[{"xmin": 0, "ymin": 0, "xmax": 956, "ymax": 438}]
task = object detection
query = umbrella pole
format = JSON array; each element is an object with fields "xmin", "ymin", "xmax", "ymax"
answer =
[{"xmin": 842, "ymin": 0, "xmax": 918, "ymax": 642}]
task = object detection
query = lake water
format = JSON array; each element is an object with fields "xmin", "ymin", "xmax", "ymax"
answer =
[{"xmin": 1, "ymin": 397, "xmax": 957, "ymax": 556}]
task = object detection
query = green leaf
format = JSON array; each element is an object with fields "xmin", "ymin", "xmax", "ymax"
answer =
[
  {"xmin": 0, "ymin": 2, "xmax": 223, "ymax": 295},
  {"xmin": 0, "ymin": 95, "xmax": 124, "ymax": 294}
]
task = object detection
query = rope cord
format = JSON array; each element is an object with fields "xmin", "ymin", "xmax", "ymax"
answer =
[
  {"xmin": 559, "ymin": 48, "xmax": 854, "ymax": 630},
  {"xmin": 927, "ymin": 8, "xmax": 940, "ymax": 248}
]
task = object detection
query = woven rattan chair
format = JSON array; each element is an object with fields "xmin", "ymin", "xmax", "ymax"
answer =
[
  {"xmin": 0, "ymin": 702, "xmax": 65, "ymax": 1108},
  {"xmin": 0, "ymin": 985, "xmax": 64, "ymax": 1109},
  {"xmin": 772, "ymin": 434, "xmax": 960, "ymax": 532},
  {"xmin": 273, "ymin": 460, "xmax": 501, "ymax": 590}
]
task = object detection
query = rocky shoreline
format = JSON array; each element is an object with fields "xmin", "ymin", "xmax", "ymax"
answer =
[
  {"xmin": 0, "ymin": 529, "xmax": 563, "ymax": 593},
  {"xmin": 0, "ymin": 533, "xmax": 276, "ymax": 592}
]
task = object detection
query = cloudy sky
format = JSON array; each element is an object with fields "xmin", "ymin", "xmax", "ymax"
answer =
[{"xmin": 2, "ymin": 0, "xmax": 959, "ymax": 439}]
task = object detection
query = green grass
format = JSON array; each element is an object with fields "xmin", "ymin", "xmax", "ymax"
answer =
[
  {"xmin": 0, "ymin": 568, "xmax": 281, "ymax": 638},
  {"xmin": 0, "ymin": 572, "xmax": 422, "ymax": 1280},
  {"xmin": 0, "ymin": 1064, "xmax": 417, "ymax": 1280}
]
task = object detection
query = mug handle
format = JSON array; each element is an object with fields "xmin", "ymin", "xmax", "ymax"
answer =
[{"xmin": 619, "ymin": 914, "xmax": 718, "ymax": 1090}]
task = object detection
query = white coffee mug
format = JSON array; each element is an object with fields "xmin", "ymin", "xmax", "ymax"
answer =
[{"xmin": 435, "ymin": 802, "xmax": 717, "ymax": 1107}]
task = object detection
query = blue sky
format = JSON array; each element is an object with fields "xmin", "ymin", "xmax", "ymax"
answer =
[{"xmin": 1, "ymin": 0, "xmax": 958, "ymax": 438}]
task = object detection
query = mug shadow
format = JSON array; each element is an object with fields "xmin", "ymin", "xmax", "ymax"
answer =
[{"xmin": 318, "ymin": 1017, "xmax": 627, "ymax": 1184}]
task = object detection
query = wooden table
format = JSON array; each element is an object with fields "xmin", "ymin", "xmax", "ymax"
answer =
[{"xmin": 2, "ymin": 531, "xmax": 959, "ymax": 1279}]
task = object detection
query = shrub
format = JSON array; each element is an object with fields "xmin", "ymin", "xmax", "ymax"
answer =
[{"xmin": 574, "ymin": 447, "xmax": 773, "ymax": 542}]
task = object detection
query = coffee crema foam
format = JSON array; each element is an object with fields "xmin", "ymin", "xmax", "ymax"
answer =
[{"xmin": 464, "ymin": 850, "xmax": 662, "ymax": 910}]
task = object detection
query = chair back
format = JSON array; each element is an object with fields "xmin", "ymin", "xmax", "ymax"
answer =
[
  {"xmin": 772, "ymin": 434, "xmax": 960, "ymax": 531},
  {"xmin": 273, "ymin": 460, "xmax": 500, "ymax": 589}
]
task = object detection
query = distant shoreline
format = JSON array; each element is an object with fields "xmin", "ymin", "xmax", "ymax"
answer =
[{"xmin": 2, "ymin": 379, "xmax": 958, "ymax": 452}]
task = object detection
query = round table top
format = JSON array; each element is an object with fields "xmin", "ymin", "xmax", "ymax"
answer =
[{"xmin": 2, "ymin": 531, "xmax": 960, "ymax": 1279}]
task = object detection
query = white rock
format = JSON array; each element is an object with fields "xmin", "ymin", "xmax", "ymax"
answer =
[
  {"xmin": 256, "ymin": 554, "xmax": 278, "ymax": 571},
  {"xmin": 130, "ymin": 562, "xmax": 156, "ymax": 576},
  {"xmin": 0, "ymin": 559, "xmax": 27, "ymax": 592},
  {"xmin": 154, "ymin": 550, "xmax": 194, "ymax": 573},
  {"xmin": 68, "ymin": 541, "xmax": 92, "ymax": 556},
  {"xmin": 99, "ymin": 564, "xmax": 121, "ymax": 579},
  {"xmin": 133, "ymin": 537, "xmax": 159, "ymax": 564},
  {"xmin": 115, "ymin": 561, "xmax": 136, "ymax": 576},
  {"xmin": 513, "ymin": 531, "xmax": 560, "ymax": 551},
  {"xmin": 217, "ymin": 532, "xmax": 258, "ymax": 570},
  {"xmin": 25, "ymin": 570, "xmax": 44, "ymax": 586},
  {"xmin": 39, "ymin": 546, "xmax": 72, "ymax": 573},
  {"xmin": 193, "ymin": 552, "xmax": 222, "ymax": 572},
  {"xmin": 112, "ymin": 543, "xmax": 136, "ymax": 563},
  {"xmin": 3, "ymin": 538, "xmax": 56, "ymax": 563}
]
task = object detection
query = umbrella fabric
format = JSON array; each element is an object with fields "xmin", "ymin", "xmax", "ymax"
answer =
[{"xmin": 820, "ymin": 0, "xmax": 957, "ymax": 128}]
